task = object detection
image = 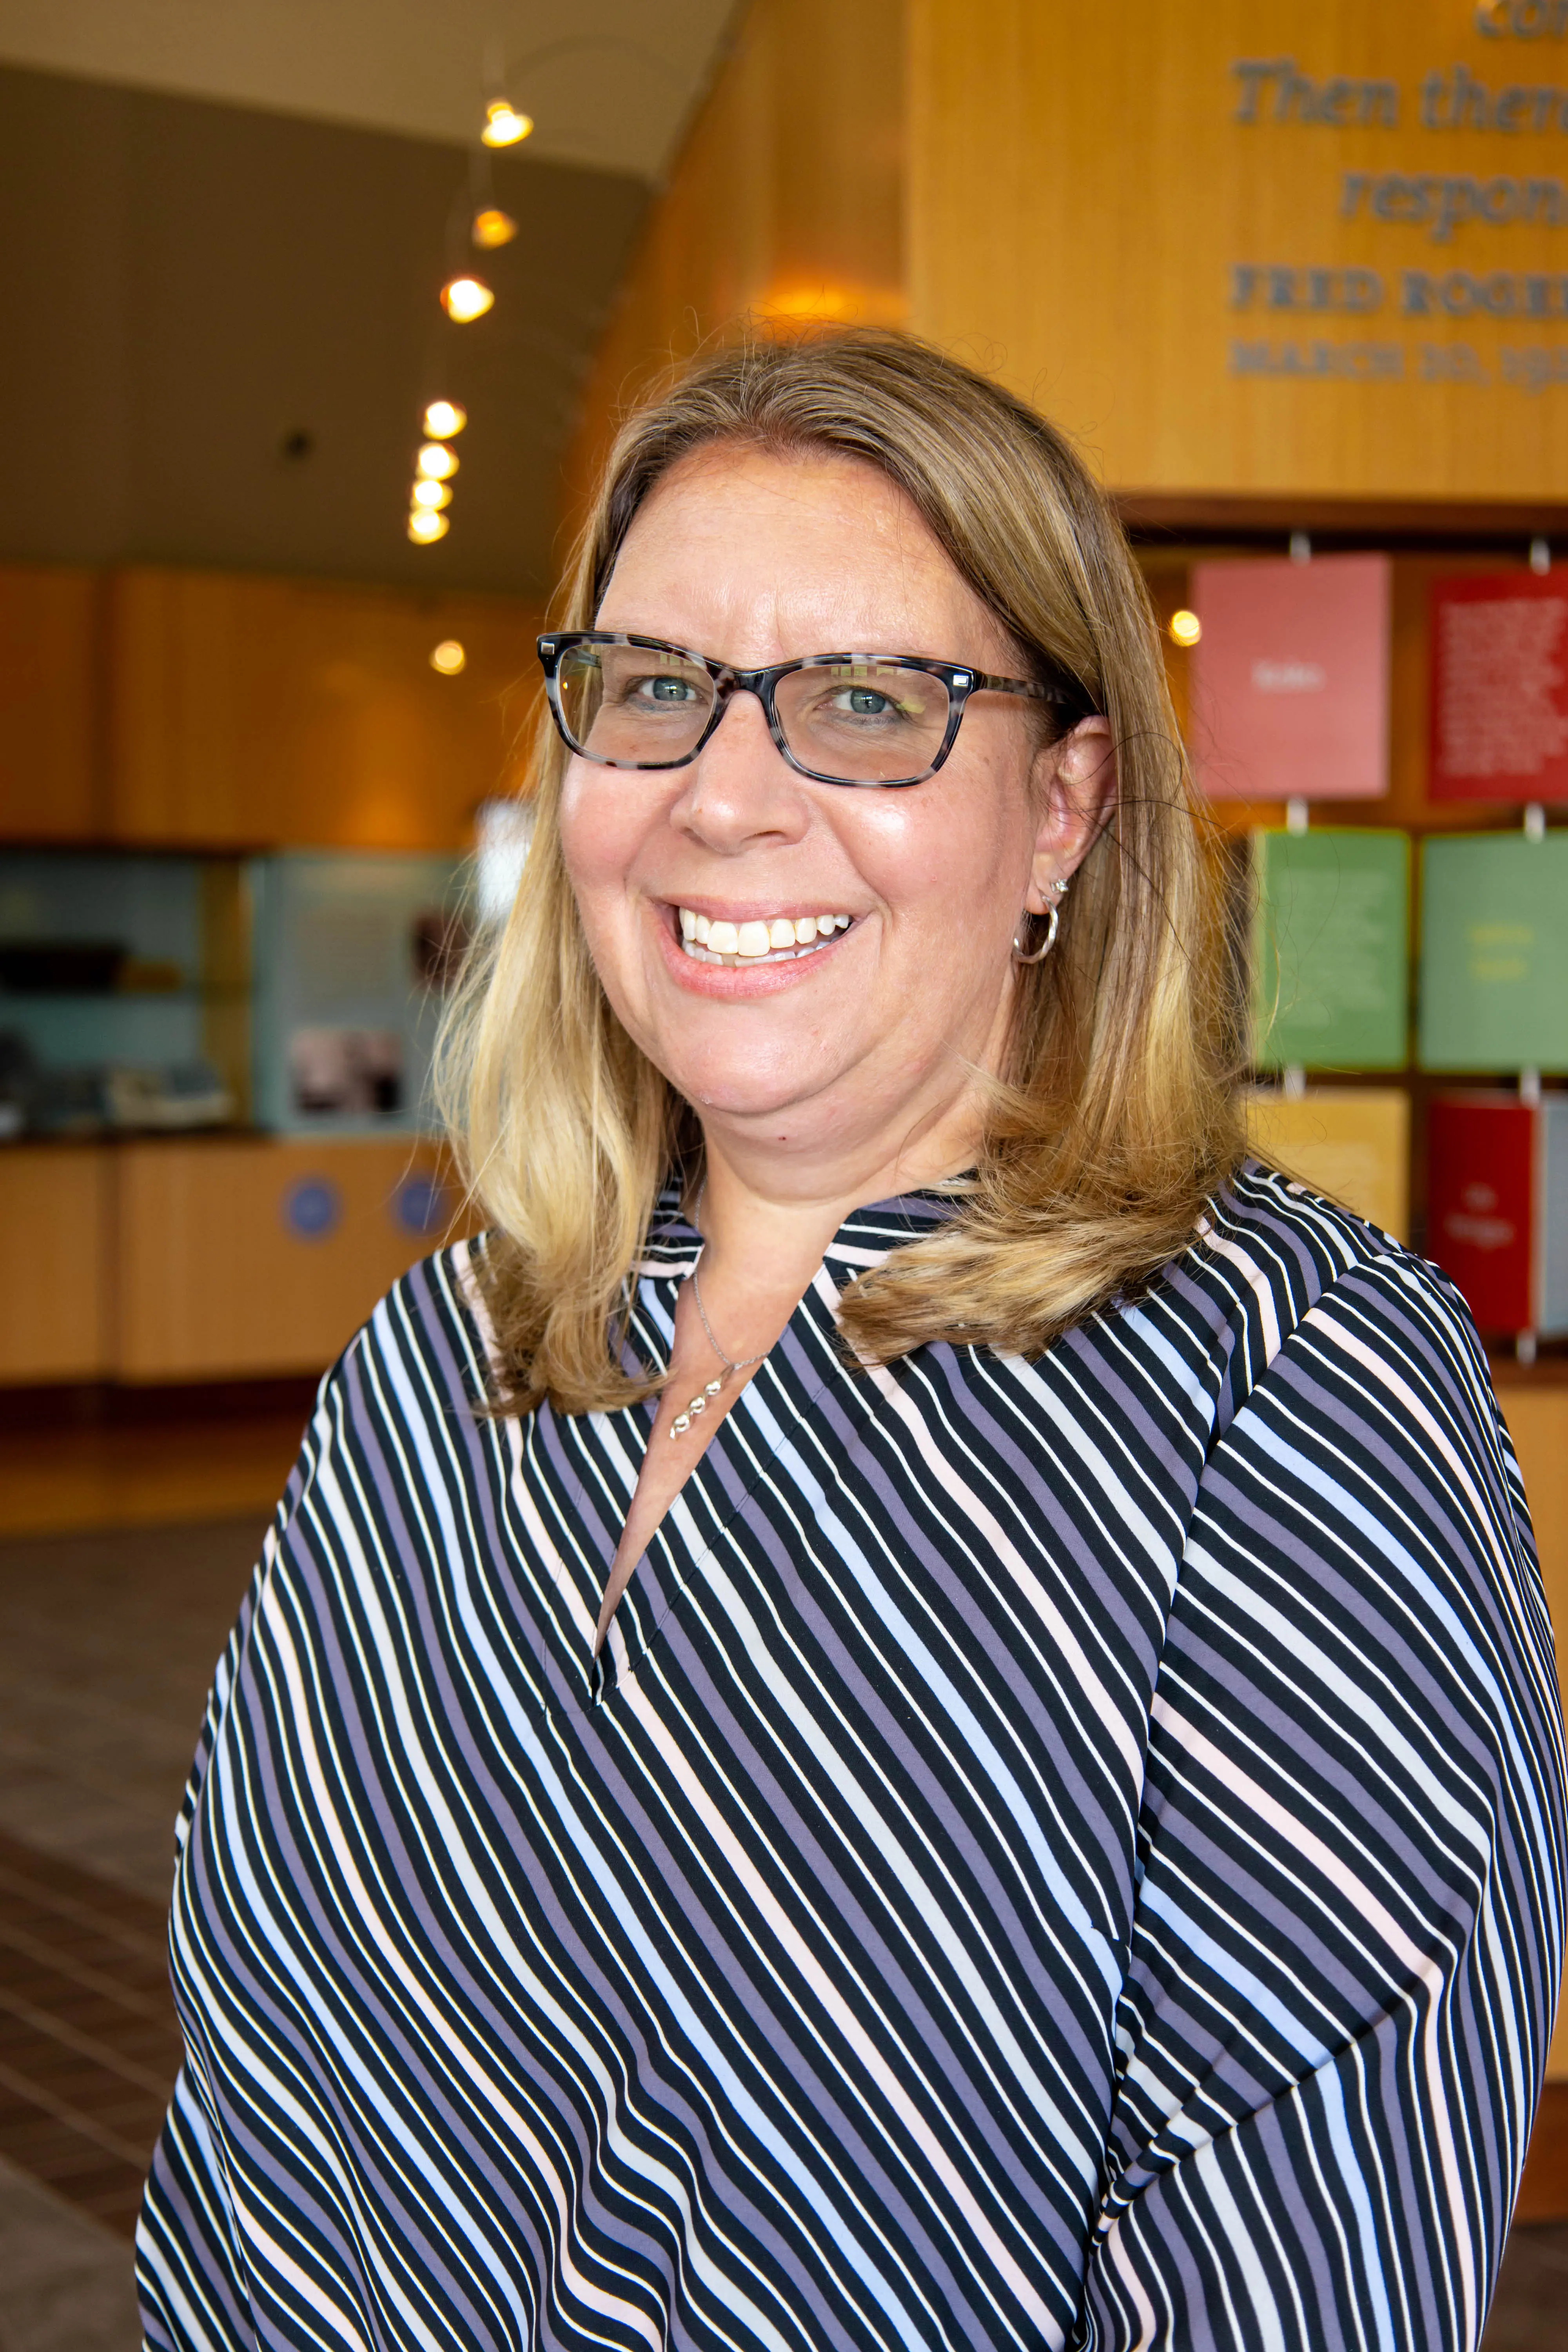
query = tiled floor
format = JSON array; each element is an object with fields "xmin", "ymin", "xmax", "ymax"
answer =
[
  {"xmin": 0, "ymin": 2151, "xmax": 143, "ymax": 2352},
  {"xmin": 0, "ymin": 1508, "xmax": 1563, "ymax": 2350},
  {"xmin": 0, "ymin": 1831, "xmax": 181, "ymax": 2237},
  {"xmin": 0, "ymin": 1514, "xmax": 262, "ymax": 2352}
]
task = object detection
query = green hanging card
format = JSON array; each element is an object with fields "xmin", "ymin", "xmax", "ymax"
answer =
[
  {"xmin": 1251, "ymin": 828, "xmax": 1410, "ymax": 1071},
  {"xmin": 1419, "ymin": 831, "xmax": 1568, "ymax": 1073}
]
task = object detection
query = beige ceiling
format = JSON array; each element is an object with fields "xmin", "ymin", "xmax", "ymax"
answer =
[{"xmin": 0, "ymin": 0, "xmax": 737, "ymax": 180}]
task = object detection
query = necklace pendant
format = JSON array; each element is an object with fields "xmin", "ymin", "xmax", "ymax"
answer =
[{"xmin": 670, "ymin": 1368, "xmax": 729, "ymax": 1440}]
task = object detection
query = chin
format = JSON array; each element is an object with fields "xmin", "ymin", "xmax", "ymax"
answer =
[
  {"xmin": 677, "ymin": 1074, "xmax": 821, "ymax": 1122},
  {"xmin": 657, "ymin": 1045, "xmax": 839, "ymax": 1125}
]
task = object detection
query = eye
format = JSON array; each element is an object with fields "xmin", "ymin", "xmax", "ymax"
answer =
[
  {"xmin": 608, "ymin": 668, "xmax": 703, "ymax": 709},
  {"xmin": 824, "ymin": 684, "xmax": 916, "ymax": 723}
]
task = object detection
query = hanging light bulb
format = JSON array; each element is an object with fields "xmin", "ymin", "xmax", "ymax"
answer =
[
  {"xmin": 430, "ymin": 640, "xmax": 467, "ymax": 675},
  {"xmin": 412, "ymin": 478, "xmax": 452, "ymax": 510},
  {"xmin": 481, "ymin": 99, "xmax": 533, "ymax": 147},
  {"xmin": 472, "ymin": 207, "xmax": 517, "ymax": 249},
  {"xmin": 441, "ymin": 274, "xmax": 494, "ymax": 322},
  {"xmin": 416, "ymin": 442, "xmax": 459, "ymax": 481},
  {"xmin": 423, "ymin": 399, "xmax": 467, "ymax": 439},
  {"xmin": 408, "ymin": 508, "xmax": 450, "ymax": 544},
  {"xmin": 1169, "ymin": 609, "xmax": 1202, "ymax": 648}
]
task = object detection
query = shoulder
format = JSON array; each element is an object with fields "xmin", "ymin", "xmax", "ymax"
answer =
[
  {"xmin": 1151, "ymin": 1158, "xmax": 1488, "ymax": 1444},
  {"xmin": 1171, "ymin": 1167, "xmax": 1543, "ymax": 1698},
  {"xmin": 295, "ymin": 1235, "xmax": 498, "ymax": 1468}
]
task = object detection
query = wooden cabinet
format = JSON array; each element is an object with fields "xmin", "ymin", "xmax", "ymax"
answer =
[
  {"xmin": 107, "ymin": 568, "xmax": 539, "ymax": 849},
  {"xmin": 115, "ymin": 1136, "xmax": 468, "ymax": 1381},
  {"xmin": 0, "ymin": 566, "xmax": 100, "ymax": 839},
  {"xmin": 0, "ymin": 1147, "xmax": 112, "ymax": 1381}
]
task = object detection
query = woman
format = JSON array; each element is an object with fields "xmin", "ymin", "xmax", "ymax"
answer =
[{"xmin": 139, "ymin": 331, "xmax": 1564, "ymax": 2352}]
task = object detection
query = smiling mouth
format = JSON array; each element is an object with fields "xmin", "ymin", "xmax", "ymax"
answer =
[{"xmin": 675, "ymin": 906, "xmax": 854, "ymax": 967}]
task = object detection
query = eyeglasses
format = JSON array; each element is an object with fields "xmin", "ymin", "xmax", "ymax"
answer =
[{"xmin": 536, "ymin": 631, "xmax": 1092, "ymax": 789}]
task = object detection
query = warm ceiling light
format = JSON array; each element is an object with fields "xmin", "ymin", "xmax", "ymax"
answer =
[
  {"xmin": 1169, "ymin": 608, "xmax": 1202, "ymax": 647},
  {"xmin": 411, "ymin": 477, "xmax": 452, "ymax": 510},
  {"xmin": 430, "ymin": 640, "xmax": 467, "ymax": 675},
  {"xmin": 762, "ymin": 284, "xmax": 858, "ymax": 323},
  {"xmin": 441, "ymin": 275, "xmax": 494, "ymax": 323},
  {"xmin": 417, "ymin": 442, "xmax": 459, "ymax": 480},
  {"xmin": 481, "ymin": 100, "xmax": 533, "ymax": 147},
  {"xmin": 423, "ymin": 399, "xmax": 466, "ymax": 439},
  {"xmin": 472, "ymin": 207, "xmax": 518, "ymax": 249},
  {"xmin": 408, "ymin": 508, "xmax": 450, "ymax": 544}
]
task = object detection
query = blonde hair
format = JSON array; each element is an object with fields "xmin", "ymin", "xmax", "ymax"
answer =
[{"xmin": 440, "ymin": 327, "xmax": 1243, "ymax": 1415}]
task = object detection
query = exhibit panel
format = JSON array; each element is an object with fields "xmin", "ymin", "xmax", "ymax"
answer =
[{"xmin": 908, "ymin": 0, "xmax": 1568, "ymax": 505}]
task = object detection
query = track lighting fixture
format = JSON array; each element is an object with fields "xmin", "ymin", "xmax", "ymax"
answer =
[
  {"xmin": 481, "ymin": 100, "xmax": 533, "ymax": 147},
  {"xmin": 441, "ymin": 275, "xmax": 494, "ymax": 322}
]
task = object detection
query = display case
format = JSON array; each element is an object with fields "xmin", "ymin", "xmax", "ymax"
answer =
[{"xmin": 247, "ymin": 851, "xmax": 462, "ymax": 1136}]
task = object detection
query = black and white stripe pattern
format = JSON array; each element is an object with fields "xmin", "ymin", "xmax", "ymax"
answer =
[{"xmin": 137, "ymin": 1168, "xmax": 1566, "ymax": 2350}]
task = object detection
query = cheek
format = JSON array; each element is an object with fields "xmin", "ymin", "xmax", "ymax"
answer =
[
  {"xmin": 846, "ymin": 771, "xmax": 1032, "ymax": 929},
  {"xmin": 557, "ymin": 767, "xmax": 645, "ymax": 905}
]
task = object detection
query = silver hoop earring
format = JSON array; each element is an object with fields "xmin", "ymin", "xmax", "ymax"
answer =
[{"xmin": 1012, "ymin": 878, "xmax": 1068, "ymax": 965}]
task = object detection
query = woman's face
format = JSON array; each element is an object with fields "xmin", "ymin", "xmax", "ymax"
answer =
[{"xmin": 558, "ymin": 445, "xmax": 1109, "ymax": 1179}]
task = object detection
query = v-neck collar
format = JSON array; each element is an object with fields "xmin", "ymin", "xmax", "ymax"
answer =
[
  {"xmin": 632, "ymin": 1179, "xmax": 966, "ymax": 1296},
  {"xmin": 534, "ymin": 1180, "xmax": 966, "ymax": 1708}
]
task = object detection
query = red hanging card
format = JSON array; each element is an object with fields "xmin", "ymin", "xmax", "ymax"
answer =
[
  {"xmin": 1430, "ymin": 573, "xmax": 1568, "ymax": 804},
  {"xmin": 1425, "ymin": 1094, "xmax": 1534, "ymax": 1336}
]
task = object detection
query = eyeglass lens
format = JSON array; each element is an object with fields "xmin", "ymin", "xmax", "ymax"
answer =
[{"xmin": 555, "ymin": 642, "xmax": 954, "ymax": 784}]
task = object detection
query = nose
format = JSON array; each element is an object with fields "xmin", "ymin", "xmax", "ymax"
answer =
[{"xmin": 668, "ymin": 682, "xmax": 810, "ymax": 854}]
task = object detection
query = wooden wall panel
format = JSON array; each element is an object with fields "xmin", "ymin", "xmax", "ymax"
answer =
[
  {"xmin": 115, "ymin": 1136, "xmax": 468, "ymax": 1381},
  {"xmin": 0, "ymin": 1147, "xmax": 111, "ymax": 1381},
  {"xmin": 0, "ymin": 567, "xmax": 100, "ymax": 839},
  {"xmin": 909, "ymin": 0, "xmax": 1568, "ymax": 501},
  {"xmin": 1496, "ymin": 1379, "xmax": 1568, "ymax": 2080},
  {"xmin": 561, "ymin": 0, "xmax": 906, "ymax": 542},
  {"xmin": 107, "ymin": 569, "xmax": 538, "ymax": 849}
]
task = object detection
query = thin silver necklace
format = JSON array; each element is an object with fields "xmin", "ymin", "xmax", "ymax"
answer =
[{"xmin": 669, "ymin": 1190, "xmax": 766, "ymax": 1440}]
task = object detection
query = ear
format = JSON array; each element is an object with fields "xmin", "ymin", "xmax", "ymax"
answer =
[{"xmin": 1022, "ymin": 717, "xmax": 1116, "ymax": 915}]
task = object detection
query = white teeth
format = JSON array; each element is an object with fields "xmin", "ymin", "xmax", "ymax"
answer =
[{"xmin": 675, "ymin": 907, "xmax": 855, "ymax": 966}]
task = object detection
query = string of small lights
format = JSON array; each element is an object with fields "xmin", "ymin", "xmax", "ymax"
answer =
[
  {"xmin": 405, "ymin": 41, "xmax": 678, "ymax": 552},
  {"xmin": 406, "ymin": 74, "xmax": 532, "ymax": 547}
]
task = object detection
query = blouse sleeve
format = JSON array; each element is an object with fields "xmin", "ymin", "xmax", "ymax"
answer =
[{"xmin": 1080, "ymin": 1252, "xmax": 1568, "ymax": 2352}]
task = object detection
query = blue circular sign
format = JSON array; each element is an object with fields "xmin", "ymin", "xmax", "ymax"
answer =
[
  {"xmin": 283, "ymin": 1176, "xmax": 342, "ymax": 1241},
  {"xmin": 394, "ymin": 1174, "xmax": 449, "ymax": 1237}
]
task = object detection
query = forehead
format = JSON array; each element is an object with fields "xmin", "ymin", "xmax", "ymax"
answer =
[{"xmin": 597, "ymin": 443, "xmax": 1009, "ymax": 663}]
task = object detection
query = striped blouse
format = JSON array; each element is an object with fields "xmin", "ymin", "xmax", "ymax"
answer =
[{"xmin": 138, "ymin": 1168, "xmax": 1566, "ymax": 2352}]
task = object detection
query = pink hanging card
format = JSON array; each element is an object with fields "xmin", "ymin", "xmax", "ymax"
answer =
[{"xmin": 1190, "ymin": 552, "xmax": 1391, "ymax": 802}]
